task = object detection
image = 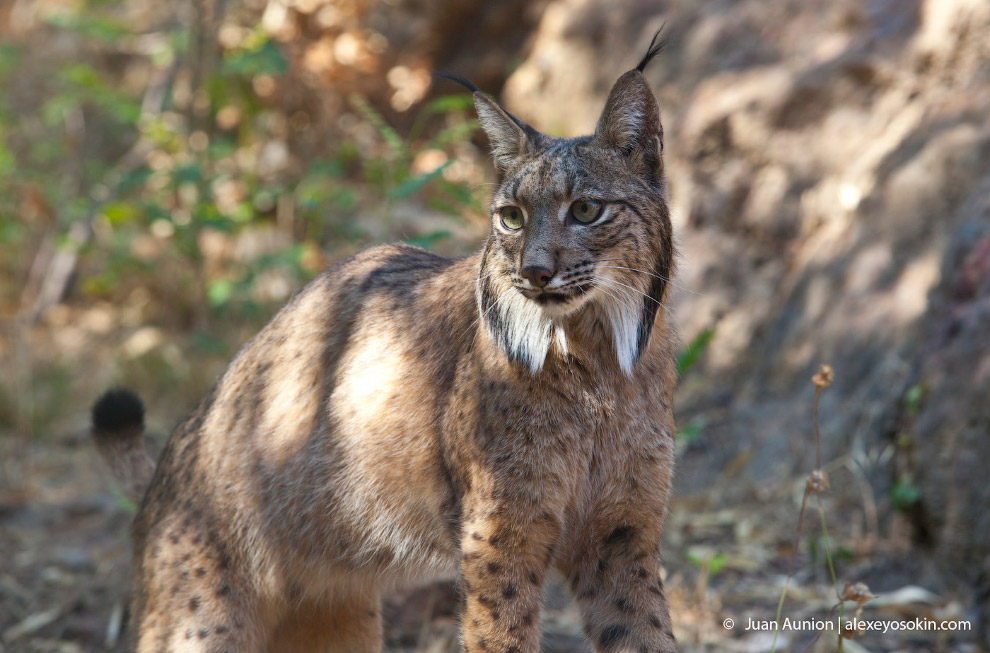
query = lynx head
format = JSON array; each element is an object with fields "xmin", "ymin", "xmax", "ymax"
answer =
[{"xmin": 450, "ymin": 33, "xmax": 673, "ymax": 374}]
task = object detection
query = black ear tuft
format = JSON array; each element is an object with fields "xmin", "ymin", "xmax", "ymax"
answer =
[
  {"xmin": 432, "ymin": 71, "xmax": 482, "ymax": 94},
  {"xmin": 92, "ymin": 388, "xmax": 145, "ymax": 434},
  {"xmin": 636, "ymin": 25, "xmax": 668, "ymax": 73}
]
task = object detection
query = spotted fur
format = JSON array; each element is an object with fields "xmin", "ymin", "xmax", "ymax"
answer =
[{"xmin": 93, "ymin": 33, "xmax": 679, "ymax": 653}]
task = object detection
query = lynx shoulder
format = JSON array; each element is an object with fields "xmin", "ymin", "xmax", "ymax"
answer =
[{"xmin": 93, "ymin": 31, "xmax": 680, "ymax": 653}]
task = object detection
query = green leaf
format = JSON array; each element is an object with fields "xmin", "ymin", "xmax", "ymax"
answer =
[
  {"xmin": 429, "ymin": 119, "xmax": 479, "ymax": 149},
  {"xmin": 207, "ymin": 279, "xmax": 235, "ymax": 307},
  {"xmin": 223, "ymin": 40, "xmax": 288, "ymax": 76},
  {"xmin": 421, "ymin": 93, "xmax": 475, "ymax": 115},
  {"xmin": 0, "ymin": 43, "xmax": 21, "ymax": 77},
  {"xmin": 45, "ymin": 13, "xmax": 132, "ymax": 43},
  {"xmin": 903, "ymin": 383, "xmax": 926, "ymax": 416},
  {"xmin": 172, "ymin": 164, "xmax": 203, "ymax": 184},
  {"xmin": 103, "ymin": 201, "xmax": 140, "ymax": 224},
  {"xmin": 676, "ymin": 328, "xmax": 715, "ymax": 376},
  {"xmin": 109, "ymin": 485, "xmax": 137, "ymax": 514},
  {"xmin": 675, "ymin": 417, "xmax": 706, "ymax": 452},
  {"xmin": 890, "ymin": 478, "xmax": 921, "ymax": 511},
  {"xmin": 389, "ymin": 160, "xmax": 453, "ymax": 199},
  {"xmin": 191, "ymin": 330, "xmax": 229, "ymax": 356},
  {"xmin": 350, "ymin": 94, "xmax": 405, "ymax": 157},
  {"xmin": 404, "ymin": 230, "xmax": 452, "ymax": 250}
]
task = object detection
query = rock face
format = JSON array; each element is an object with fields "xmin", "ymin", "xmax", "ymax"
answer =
[{"xmin": 502, "ymin": 0, "xmax": 990, "ymax": 637}]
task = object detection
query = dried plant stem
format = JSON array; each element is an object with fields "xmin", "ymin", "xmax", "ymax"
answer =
[
  {"xmin": 770, "ymin": 487, "xmax": 810, "ymax": 652},
  {"xmin": 814, "ymin": 386, "xmax": 822, "ymax": 470},
  {"xmin": 816, "ymin": 492, "xmax": 845, "ymax": 646},
  {"xmin": 771, "ymin": 366, "xmax": 839, "ymax": 653}
]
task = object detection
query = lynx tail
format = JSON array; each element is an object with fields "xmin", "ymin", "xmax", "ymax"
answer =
[{"xmin": 92, "ymin": 389, "xmax": 155, "ymax": 504}]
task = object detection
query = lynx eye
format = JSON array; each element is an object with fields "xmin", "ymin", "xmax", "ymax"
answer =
[
  {"xmin": 570, "ymin": 200, "xmax": 604, "ymax": 224},
  {"xmin": 499, "ymin": 206, "xmax": 524, "ymax": 230}
]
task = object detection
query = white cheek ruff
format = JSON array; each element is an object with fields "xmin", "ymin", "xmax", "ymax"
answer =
[
  {"xmin": 595, "ymin": 282, "xmax": 642, "ymax": 375},
  {"xmin": 493, "ymin": 287, "xmax": 556, "ymax": 373}
]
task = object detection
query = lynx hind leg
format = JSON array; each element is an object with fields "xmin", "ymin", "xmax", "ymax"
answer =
[
  {"xmin": 131, "ymin": 516, "xmax": 271, "ymax": 652},
  {"xmin": 268, "ymin": 593, "xmax": 383, "ymax": 653}
]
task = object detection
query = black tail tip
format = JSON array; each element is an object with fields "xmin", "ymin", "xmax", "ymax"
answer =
[{"xmin": 92, "ymin": 388, "xmax": 145, "ymax": 433}]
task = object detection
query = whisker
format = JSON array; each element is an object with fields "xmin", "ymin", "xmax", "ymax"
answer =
[
  {"xmin": 594, "ymin": 276, "xmax": 681, "ymax": 327},
  {"xmin": 594, "ymin": 276, "xmax": 664, "ymax": 308},
  {"xmin": 596, "ymin": 265, "xmax": 701, "ymax": 296}
]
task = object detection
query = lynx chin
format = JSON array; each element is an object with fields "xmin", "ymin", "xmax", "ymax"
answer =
[{"xmin": 92, "ymin": 31, "xmax": 680, "ymax": 653}]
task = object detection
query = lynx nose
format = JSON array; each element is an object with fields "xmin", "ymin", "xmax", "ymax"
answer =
[{"xmin": 520, "ymin": 265, "xmax": 555, "ymax": 288}]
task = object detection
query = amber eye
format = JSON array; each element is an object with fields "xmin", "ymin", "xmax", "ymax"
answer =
[
  {"xmin": 499, "ymin": 206, "xmax": 524, "ymax": 230},
  {"xmin": 570, "ymin": 200, "xmax": 603, "ymax": 224}
]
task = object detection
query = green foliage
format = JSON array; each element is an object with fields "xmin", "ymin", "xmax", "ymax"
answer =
[
  {"xmin": 890, "ymin": 477, "xmax": 921, "ymax": 511},
  {"xmin": 0, "ymin": 0, "xmax": 483, "ymax": 323},
  {"xmin": 676, "ymin": 327, "xmax": 715, "ymax": 376},
  {"xmin": 109, "ymin": 485, "xmax": 138, "ymax": 514},
  {"xmin": 903, "ymin": 383, "xmax": 926, "ymax": 416},
  {"xmin": 687, "ymin": 549, "xmax": 728, "ymax": 576},
  {"xmin": 675, "ymin": 416, "xmax": 706, "ymax": 452}
]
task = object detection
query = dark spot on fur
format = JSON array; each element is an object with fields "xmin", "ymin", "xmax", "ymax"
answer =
[
  {"xmin": 198, "ymin": 628, "xmax": 210, "ymax": 639},
  {"xmin": 486, "ymin": 562, "xmax": 501, "ymax": 575},
  {"xmin": 488, "ymin": 533, "xmax": 502, "ymax": 547},
  {"xmin": 614, "ymin": 597, "xmax": 632, "ymax": 613},
  {"xmin": 189, "ymin": 597, "xmax": 200, "ymax": 612},
  {"xmin": 529, "ymin": 571, "xmax": 539, "ymax": 585},
  {"xmin": 502, "ymin": 584, "xmax": 518, "ymax": 599},
  {"xmin": 216, "ymin": 583, "xmax": 231, "ymax": 597},
  {"xmin": 506, "ymin": 647, "xmax": 519, "ymax": 653},
  {"xmin": 185, "ymin": 629, "xmax": 193, "ymax": 639},
  {"xmin": 600, "ymin": 624, "xmax": 631, "ymax": 648},
  {"xmin": 605, "ymin": 526, "xmax": 634, "ymax": 547},
  {"xmin": 478, "ymin": 595, "xmax": 496, "ymax": 608},
  {"xmin": 471, "ymin": 532, "xmax": 484, "ymax": 541},
  {"xmin": 649, "ymin": 615, "xmax": 662, "ymax": 628},
  {"xmin": 598, "ymin": 559, "xmax": 609, "ymax": 573},
  {"xmin": 522, "ymin": 610, "xmax": 535, "ymax": 626},
  {"xmin": 633, "ymin": 566, "xmax": 649, "ymax": 579},
  {"xmin": 477, "ymin": 638, "xmax": 488, "ymax": 651},
  {"xmin": 195, "ymin": 567, "xmax": 207, "ymax": 578},
  {"xmin": 578, "ymin": 586, "xmax": 598, "ymax": 599}
]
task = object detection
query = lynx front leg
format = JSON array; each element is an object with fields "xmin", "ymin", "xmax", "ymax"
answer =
[
  {"xmin": 564, "ymin": 523, "xmax": 678, "ymax": 653},
  {"xmin": 458, "ymin": 493, "xmax": 562, "ymax": 653}
]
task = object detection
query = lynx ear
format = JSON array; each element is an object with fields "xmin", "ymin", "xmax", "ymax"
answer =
[
  {"xmin": 594, "ymin": 70, "xmax": 662, "ymax": 160},
  {"xmin": 473, "ymin": 92, "xmax": 539, "ymax": 173}
]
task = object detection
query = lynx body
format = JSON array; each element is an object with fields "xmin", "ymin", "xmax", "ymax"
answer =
[{"xmin": 93, "ymin": 36, "xmax": 679, "ymax": 653}]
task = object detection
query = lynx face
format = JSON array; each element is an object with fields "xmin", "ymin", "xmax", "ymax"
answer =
[{"xmin": 475, "ymin": 72, "xmax": 673, "ymax": 374}]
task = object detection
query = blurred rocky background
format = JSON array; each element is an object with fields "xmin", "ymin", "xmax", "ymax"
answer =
[{"xmin": 1, "ymin": 0, "xmax": 988, "ymax": 651}]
